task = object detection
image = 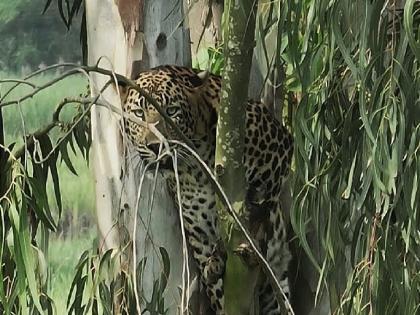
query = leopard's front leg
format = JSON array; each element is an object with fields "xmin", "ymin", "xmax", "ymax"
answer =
[{"xmin": 176, "ymin": 177, "xmax": 226, "ymax": 315}]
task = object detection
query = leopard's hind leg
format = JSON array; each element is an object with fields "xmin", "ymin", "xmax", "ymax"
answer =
[{"xmin": 259, "ymin": 207, "xmax": 293, "ymax": 315}]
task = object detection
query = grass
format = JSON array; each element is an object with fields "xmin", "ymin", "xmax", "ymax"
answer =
[{"xmin": 48, "ymin": 231, "xmax": 97, "ymax": 313}]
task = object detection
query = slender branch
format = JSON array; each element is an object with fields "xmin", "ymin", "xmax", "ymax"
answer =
[
  {"xmin": 23, "ymin": 63, "xmax": 81, "ymax": 79},
  {"xmin": 0, "ymin": 79, "xmax": 36, "ymax": 89},
  {"xmin": 9, "ymin": 77, "xmax": 115, "ymax": 164},
  {"xmin": 0, "ymin": 63, "xmax": 80, "ymax": 102},
  {"xmin": 10, "ymin": 98, "xmax": 85, "ymax": 162},
  {"xmin": 1, "ymin": 65, "xmax": 197, "ymax": 152},
  {"xmin": 0, "ymin": 69, "xmax": 83, "ymax": 107}
]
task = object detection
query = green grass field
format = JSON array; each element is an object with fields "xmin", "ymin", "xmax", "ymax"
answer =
[
  {"xmin": 48, "ymin": 231, "xmax": 97, "ymax": 313},
  {"xmin": 1, "ymin": 71, "xmax": 96, "ymax": 312}
]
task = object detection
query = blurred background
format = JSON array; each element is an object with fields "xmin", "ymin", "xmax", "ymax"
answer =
[{"xmin": 0, "ymin": 1, "xmax": 94, "ymax": 311}]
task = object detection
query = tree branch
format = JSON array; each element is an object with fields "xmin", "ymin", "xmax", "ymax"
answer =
[
  {"xmin": 10, "ymin": 97, "xmax": 92, "ymax": 162},
  {"xmin": 1, "ymin": 65, "xmax": 197, "ymax": 153},
  {"xmin": 0, "ymin": 63, "xmax": 81, "ymax": 102}
]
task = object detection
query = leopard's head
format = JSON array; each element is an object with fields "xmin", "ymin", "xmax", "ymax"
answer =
[{"xmin": 116, "ymin": 66, "xmax": 217, "ymax": 161}]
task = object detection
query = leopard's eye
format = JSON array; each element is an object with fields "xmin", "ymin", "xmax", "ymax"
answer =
[
  {"xmin": 133, "ymin": 108, "xmax": 144, "ymax": 119},
  {"xmin": 166, "ymin": 105, "xmax": 181, "ymax": 117}
]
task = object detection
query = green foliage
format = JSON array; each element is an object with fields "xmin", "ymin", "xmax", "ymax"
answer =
[
  {"xmin": 254, "ymin": 0, "xmax": 420, "ymax": 313},
  {"xmin": 143, "ymin": 247, "xmax": 171, "ymax": 314},
  {"xmin": 66, "ymin": 246, "xmax": 171, "ymax": 314},
  {"xmin": 194, "ymin": 46, "xmax": 224, "ymax": 75},
  {"xmin": 0, "ymin": 68, "xmax": 173, "ymax": 314},
  {"xmin": 48, "ymin": 232, "xmax": 95, "ymax": 314},
  {"xmin": 1, "ymin": 73, "xmax": 94, "ymax": 214},
  {"xmin": 0, "ymin": 70, "xmax": 92, "ymax": 313},
  {"xmin": 0, "ymin": 0, "xmax": 82, "ymax": 72},
  {"xmin": 42, "ymin": 0, "xmax": 84, "ymax": 30}
]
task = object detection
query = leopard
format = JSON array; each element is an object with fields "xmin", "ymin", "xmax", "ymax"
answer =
[{"xmin": 117, "ymin": 65, "xmax": 294, "ymax": 315}]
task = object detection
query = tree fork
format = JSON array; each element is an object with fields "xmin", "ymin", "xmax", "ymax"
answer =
[{"xmin": 215, "ymin": 0, "xmax": 259, "ymax": 314}]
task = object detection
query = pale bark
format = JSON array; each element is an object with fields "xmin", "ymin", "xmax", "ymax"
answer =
[
  {"xmin": 87, "ymin": 0, "xmax": 129, "ymax": 252},
  {"xmin": 86, "ymin": 0, "xmax": 195, "ymax": 313},
  {"xmin": 189, "ymin": 0, "xmax": 223, "ymax": 51}
]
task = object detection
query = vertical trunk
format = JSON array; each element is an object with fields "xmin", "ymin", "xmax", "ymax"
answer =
[
  {"xmin": 215, "ymin": 0, "xmax": 258, "ymax": 314},
  {"xmin": 86, "ymin": 0, "xmax": 130, "ymax": 252},
  {"xmin": 86, "ymin": 0, "xmax": 196, "ymax": 313}
]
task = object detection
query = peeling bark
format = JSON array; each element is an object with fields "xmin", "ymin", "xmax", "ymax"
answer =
[
  {"xmin": 86, "ymin": 0, "xmax": 196, "ymax": 313},
  {"xmin": 114, "ymin": 0, "xmax": 143, "ymax": 44}
]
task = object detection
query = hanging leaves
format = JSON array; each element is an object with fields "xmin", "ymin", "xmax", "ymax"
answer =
[
  {"xmin": 42, "ymin": 0, "xmax": 84, "ymax": 30},
  {"xmin": 42, "ymin": 0, "xmax": 87, "ymax": 65},
  {"xmin": 279, "ymin": 1, "xmax": 420, "ymax": 313}
]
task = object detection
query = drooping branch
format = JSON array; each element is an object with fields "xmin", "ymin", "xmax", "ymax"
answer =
[
  {"xmin": 0, "ymin": 63, "xmax": 80, "ymax": 103},
  {"xmin": 9, "ymin": 78, "xmax": 111, "ymax": 163},
  {"xmin": 1, "ymin": 66, "xmax": 197, "ymax": 152}
]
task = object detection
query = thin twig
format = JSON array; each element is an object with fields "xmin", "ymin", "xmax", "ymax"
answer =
[
  {"xmin": 173, "ymin": 149, "xmax": 190, "ymax": 314},
  {"xmin": 1, "ymin": 65, "xmax": 196, "ymax": 153},
  {"xmin": 0, "ymin": 69, "xmax": 83, "ymax": 107},
  {"xmin": 0, "ymin": 79, "xmax": 36, "ymax": 89},
  {"xmin": 10, "ymin": 97, "xmax": 91, "ymax": 162},
  {"xmin": 0, "ymin": 63, "xmax": 79, "ymax": 102},
  {"xmin": 10, "ymin": 78, "xmax": 112, "ymax": 164}
]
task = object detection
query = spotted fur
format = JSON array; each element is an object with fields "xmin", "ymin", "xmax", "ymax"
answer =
[{"xmin": 119, "ymin": 65, "xmax": 294, "ymax": 315}]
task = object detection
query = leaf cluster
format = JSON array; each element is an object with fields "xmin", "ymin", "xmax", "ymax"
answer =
[
  {"xmin": 0, "ymin": 71, "xmax": 91, "ymax": 313},
  {"xmin": 66, "ymin": 246, "xmax": 171, "ymax": 315},
  {"xmin": 42, "ymin": 0, "xmax": 83, "ymax": 30},
  {"xmin": 261, "ymin": 0, "xmax": 420, "ymax": 314}
]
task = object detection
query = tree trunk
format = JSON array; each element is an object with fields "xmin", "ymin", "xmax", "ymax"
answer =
[
  {"xmin": 215, "ymin": 1, "xmax": 259, "ymax": 314},
  {"xmin": 85, "ymin": 0, "xmax": 196, "ymax": 313}
]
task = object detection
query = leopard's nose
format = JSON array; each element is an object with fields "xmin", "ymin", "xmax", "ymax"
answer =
[{"xmin": 147, "ymin": 143, "xmax": 161, "ymax": 155}]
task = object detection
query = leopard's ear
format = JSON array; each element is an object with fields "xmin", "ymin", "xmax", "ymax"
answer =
[
  {"xmin": 113, "ymin": 78, "xmax": 130, "ymax": 103},
  {"xmin": 197, "ymin": 70, "xmax": 210, "ymax": 82},
  {"xmin": 188, "ymin": 70, "xmax": 210, "ymax": 88}
]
